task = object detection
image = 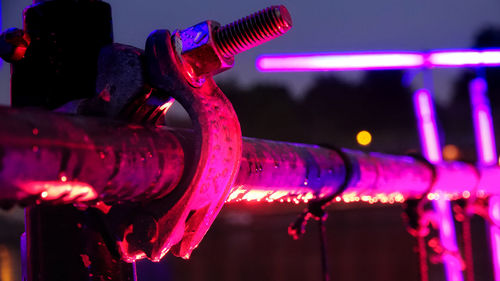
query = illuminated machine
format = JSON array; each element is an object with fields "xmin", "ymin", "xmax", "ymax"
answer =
[{"xmin": 0, "ymin": 1, "xmax": 499, "ymax": 281}]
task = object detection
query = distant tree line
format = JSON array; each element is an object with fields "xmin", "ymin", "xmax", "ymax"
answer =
[{"xmin": 220, "ymin": 70, "xmax": 418, "ymax": 154}]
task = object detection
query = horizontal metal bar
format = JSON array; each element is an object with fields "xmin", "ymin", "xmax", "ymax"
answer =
[
  {"xmin": 0, "ymin": 106, "xmax": 185, "ymax": 207},
  {"xmin": 231, "ymin": 144, "xmax": 491, "ymax": 204},
  {"xmin": 0, "ymin": 106, "xmax": 496, "ymax": 208},
  {"xmin": 256, "ymin": 49, "xmax": 500, "ymax": 72}
]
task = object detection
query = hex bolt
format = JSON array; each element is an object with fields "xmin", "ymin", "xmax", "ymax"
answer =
[{"xmin": 214, "ymin": 5, "xmax": 292, "ymax": 58}]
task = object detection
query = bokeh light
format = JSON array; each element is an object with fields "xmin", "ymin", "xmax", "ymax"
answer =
[
  {"xmin": 443, "ymin": 144, "xmax": 460, "ymax": 160},
  {"xmin": 356, "ymin": 130, "xmax": 372, "ymax": 146}
]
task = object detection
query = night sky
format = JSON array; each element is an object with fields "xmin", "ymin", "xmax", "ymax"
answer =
[{"xmin": 1, "ymin": 0, "xmax": 500, "ymax": 105}]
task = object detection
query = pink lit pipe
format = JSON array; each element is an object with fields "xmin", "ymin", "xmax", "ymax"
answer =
[
  {"xmin": 430, "ymin": 51, "xmax": 500, "ymax": 68},
  {"xmin": 470, "ymin": 78, "xmax": 497, "ymax": 166},
  {"xmin": 413, "ymin": 89, "xmax": 442, "ymax": 163},
  {"xmin": 469, "ymin": 77, "xmax": 500, "ymax": 281},
  {"xmin": 0, "ymin": 105, "xmax": 499, "ymax": 208},
  {"xmin": 256, "ymin": 49, "xmax": 500, "ymax": 72},
  {"xmin": 413, "ymin": 89, "xmax": 464, "ymax": 281},
  {"xmin": 257, "ymin": 52, "xmax": 424, "ymax": 71},
  {"xmin": 435, "ymin": 196, "xmax": 465, "ymax": 281},
  {"xmin": 489, "ymin": 196, "xmax": 500, "ymax": 281}
]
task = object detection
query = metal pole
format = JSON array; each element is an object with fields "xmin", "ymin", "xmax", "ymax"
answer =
[
  {"xmin": 469, "ymin": 76, "xmax": 500, "ymax": 281},
  {"xmin": 414, "ymin": 68, "xmax": 464, "ymax": 281},
  {"xmin": 0, "ymin": 106, "xmax": 185, "ymax": 207},
  {"xmin": 0, "ymin": 105, "xmax": 497, "ymax": 208}
]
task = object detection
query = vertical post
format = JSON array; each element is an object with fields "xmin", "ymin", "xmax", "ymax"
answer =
[
  {"xmin": 413, "ymin": 70, "xmax": 464, "ymax": 281},
  {"xmin": 470, "ymin": 77, "xmax": 496, "ymax": 166},
  {"xmin": 469, "ymin": 77, "xmax": 500, "ymax": 281},
  {"xmin": 489, "ymin": 197, "xmax": 500, "ymax": 281},
  {"xmin": 9, "ymin": 1, "xmax": 135, "ymax": 280}
]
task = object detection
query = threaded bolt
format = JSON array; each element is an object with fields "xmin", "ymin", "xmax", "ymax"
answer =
[{"xmin": 214, "ymin": 5, "xmax": 292, "ymax": 58}]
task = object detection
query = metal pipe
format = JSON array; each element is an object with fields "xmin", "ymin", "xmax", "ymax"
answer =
[
  {"xmin": 0, "ymin": 106, "xmax": 185, "ymax": 208},
  {"xmin": 414, "ymin": 68, "xmax": 464, "ymax": 281},
  {"xmin": 469, "ymin": 77, "xmax": 500, "ymax": 281},
  {"xmin": 0, "ymin": 105, "xmax": 497, "ymax": 208},
  {"xmin": 256, "ymin": 49, "xmax": 500, "ymax": 72}
]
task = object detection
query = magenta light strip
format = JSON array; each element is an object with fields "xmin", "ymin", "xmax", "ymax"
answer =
[
  {"xmin": 257, "ymin": 52, "xmax": 424, "ymax": 71},
  {"xmin": 413, "ymin": 88, "xmax": 464, "ymax": 281},
  {"xmin": 256, "ymin": 49, "xmax": 500, "ymax": 72},
  {"xmin": 435, "ymin": 196, "xmax": 465, "ymax": 281},
  {"xmin": 470, "ymin": 78, "xmax": 497, "ymax": 166},
  {"xmin": 469, "ymin": 77, "xmax": 500, "ymax": 281},
  {"xmin": 413, "ymin": 89, "xmax": 442, "ymax": 163},
  {"xmin": 430, "ymin": 51, "xmax": 500, "ymax": 67},
  {"xmin": 489, "ymin": 196, "xmax": 500, "ymax": 281}
]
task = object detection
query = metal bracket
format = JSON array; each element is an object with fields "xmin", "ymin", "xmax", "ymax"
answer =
[{"xmin": 111, "ymin": 29, "xmax": 242, "ymax": 261}]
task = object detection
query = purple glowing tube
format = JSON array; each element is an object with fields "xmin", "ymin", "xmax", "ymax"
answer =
[
  {"xmin": 413, "ymin": 88, "xmax": 464, "ymax": 281},
  {"xmin": 256, "ymin": 49, "xmax": 500, "ymax": 72},
  {"xmin": 489, "ymin": 196, "xmax": 500, "ymax": 281},
  {"xmin": 430, "ymin": 50, "xmax": 500, "ymax": 68},
  {"xmin": 256, "ymin": 52, "xmax": 424, "ymax": 71},
  {"xmin": 469, "ymin": 77, "xmax": 500, "ymax": 281},
  {"xmin": 470, "ymin": 78, "xmax": 497, "ymax": 166},
  {"xmin": 414, "ymin": 89, "xmax": 442, "ymax": 163}
]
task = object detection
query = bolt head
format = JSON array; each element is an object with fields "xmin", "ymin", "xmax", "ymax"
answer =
[{"xmin": 179, "ymin": 21, "xmax": 234, "ymax": 78}]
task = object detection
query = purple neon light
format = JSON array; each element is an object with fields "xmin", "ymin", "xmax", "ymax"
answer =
[
  {"xmin": 256, "ymin": 49, "xmax": 500, "ymax": 72},
  {"xmin": 470, "ymin": 78, "xmax": 497, "ymax": 165},
  {"xmin": 430, "ymin": 50, "xmax": 500, "ymax": 67},
  {"xmin": 435, "ymin": 196, "xmax": 464, "ymax": 281},
  {"xmin": 413, "ymin": 89, "xmax": 442, "ymax": 163},
  {"xmin": 469, "ymin": 77, "xmax": 500, "ymax": 281},
  {"xmin": 413, "ymin": 88, "xmax": 464, "ymax": 281},
  {"xmin": 256, "ymin": 52, "xmax": 424, "ymax": 71},
  {"xmin": 490, "ymin": 196, "xmax": 500, "ymax": 281}
]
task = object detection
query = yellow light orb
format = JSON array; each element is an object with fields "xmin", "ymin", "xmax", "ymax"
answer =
[{"xmin": 356, "ymin": 130, "xmax": 372, "ymax": 146}]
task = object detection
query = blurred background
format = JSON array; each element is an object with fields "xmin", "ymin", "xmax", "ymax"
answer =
[{"xmin": 1, "ymin": 0, "xmax": 500, "ymax": 280}]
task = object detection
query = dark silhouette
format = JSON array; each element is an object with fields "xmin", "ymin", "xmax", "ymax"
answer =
[{"xmin": 222, "ymin": 70, "xmax": 419, "ymax": 153}]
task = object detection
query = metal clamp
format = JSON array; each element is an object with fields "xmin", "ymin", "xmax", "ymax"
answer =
[{"xmin": 114, "ymin": 30, "xmax": 242, "ymax": 261}]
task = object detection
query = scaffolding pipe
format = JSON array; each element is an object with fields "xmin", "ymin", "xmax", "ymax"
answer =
[{"xmin": 0, "ymin": 105, "xmax": 497, "ymax": 209}]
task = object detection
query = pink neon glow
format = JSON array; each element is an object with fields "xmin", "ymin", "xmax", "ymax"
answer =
[
  {"xmin": 470, "ymin": 78, "xmax": 497, "ymax": 165},
  {"xmin": 256, "ymin": 52, "xmax": 424, "ymax": 71},
  {"xmin": 492, "ymin": 223, "xmax": 500, "ymax": 281},
  {"xmin": 490, "ymin": 197, "xmax": 500, "ymax": 222},
  {"xmin": 442, "ymin": 254, "xmax": 465, "ymax": 281},
  {"xmin": 469, "ymin": 77, "xmax": 500, "ymax": 281},
  {"xmin": 413, "ymin": 89, "xmax": 442, "ymax": 163},
  {"xmin": 478, "ymin": 111, "xmax": 495, "ymax": 164},
  {"xmin": 435, "ymin": 197, "xmax": 460, "ymax": 251},
  {"xmin": 489, "ymin": 196, "xmax": 500, "ymax": 281},
  {"xmin": 256, "ymin": 49, "xmax": 500, "ymax": 71},
  {"xmin": 429, "ymin": 50, "xmax": 500, "ymax": 67},
  {"xmin": 414, "ymin": 88, "xmax": 463, "ymax": 281},
  {"xmin": 434, "ymin": 193, "xmax": 464, "ymax": 281}
]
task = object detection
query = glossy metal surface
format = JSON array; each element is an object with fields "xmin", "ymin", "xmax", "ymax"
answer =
[
  {"xmin": 1, "ymin": 104, "xmax": 498, "ymax": 207},
  {"xmin": 0, "ymin": 106, "xmax": 184, "ymax": 208}
]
